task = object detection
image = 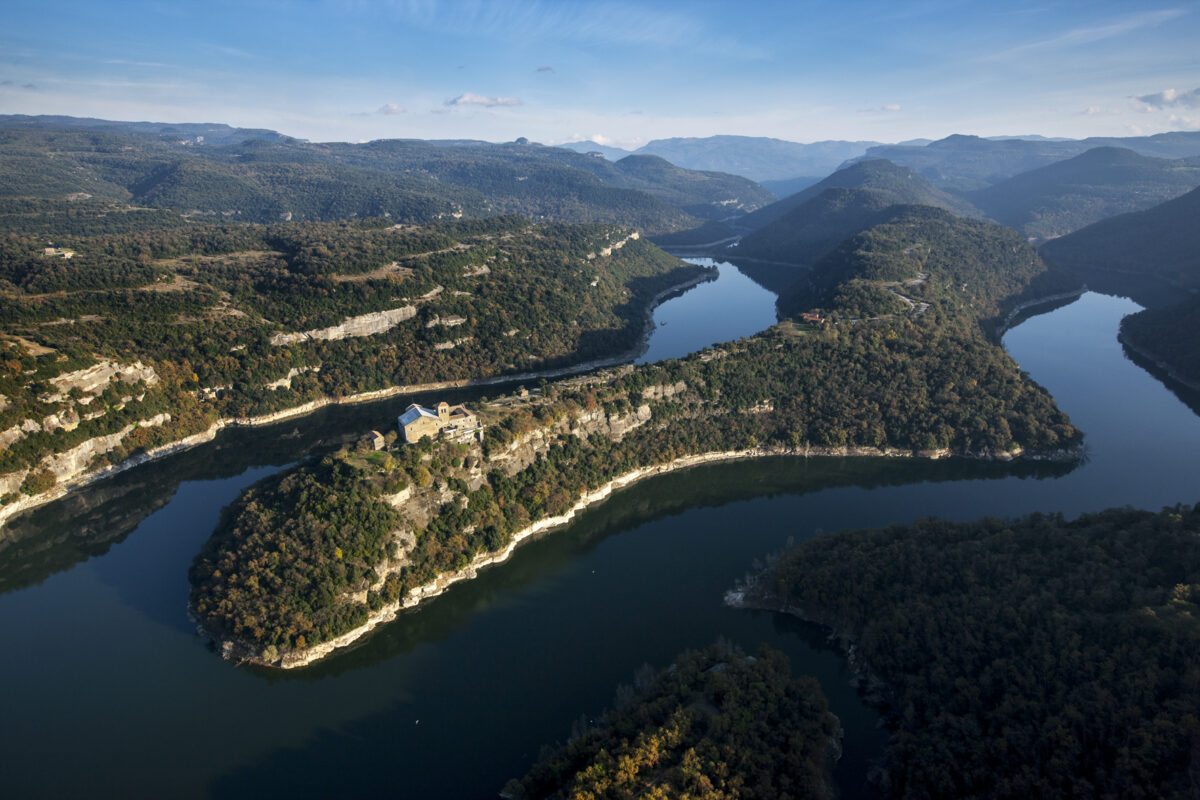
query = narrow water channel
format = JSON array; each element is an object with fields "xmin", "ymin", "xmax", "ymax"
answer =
[{"xmin": 1, "ymin": 289, "xmax": 1198, "ymax": 799}]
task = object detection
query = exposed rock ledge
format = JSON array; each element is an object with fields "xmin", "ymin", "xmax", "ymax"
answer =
[
  {"xmin": 270, "ymin": 305, "xmax": 418, "ymax": 346},
  {"xmin": 218, "ymin": 439, "xmax": 1075, "ymax": 670}
]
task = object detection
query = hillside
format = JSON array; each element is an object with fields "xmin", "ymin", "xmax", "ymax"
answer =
[
  {"xmin": 736, "ymin": 158, "xmax": 979, "ymax": 232},
  {"xmin": 1039, "ymin": 184, "xmax": 1200, "ymax": 292},
  {"xmin": 969, "ymin": 147, "xmax": 1200, "ymax": 238},
  {"xmin": 777, "ymin": 205, "xmax": 1078, "ymax": 326},
  {"xmin": 853, "ymin": 131, "xmax": 1200, "ymax": 192},
  {"xmin": 739, "ymin": 503, "xmax": 1200, "ymax": 798},
  {"xmin": 1120, "ymin": 295, "xmax": 1200, "ymax": 388},
  {"xmin": 0, "ymin": 118, "xmax": 775, "ymax": 233},
  {"xmin": 0, "ymin": 216, "xmax": 703, "ymax": 504},
  {"xmin": 503, "ymin": 644, "xmax": 840, "ymax": 800},
  {"xmin": 734, "ymin": 187, "xmax": 900, "ymax": 267},
  {"xmin": 188, "ymin": 201, "xmax": 1080, "ymax": 668}
]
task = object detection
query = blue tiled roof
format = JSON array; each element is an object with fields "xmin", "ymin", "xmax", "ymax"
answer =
[{"xmin": 398, "ymin": 404, "xmax": 437, "ymax": 425}]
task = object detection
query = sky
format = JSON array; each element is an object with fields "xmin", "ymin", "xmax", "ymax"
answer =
[{"xmin": 2, "ymin": 0, "xmax": 1198, "ymax": 147}]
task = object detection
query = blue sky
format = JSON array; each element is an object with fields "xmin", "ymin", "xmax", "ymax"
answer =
[{"xmin": 2, "ymin": 0, "xmax": 1198, "ymax": 146}]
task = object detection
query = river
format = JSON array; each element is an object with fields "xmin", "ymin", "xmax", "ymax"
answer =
[{"xmin": 1, "ymin": 263, "xmax": 1198, "ymax": 798}]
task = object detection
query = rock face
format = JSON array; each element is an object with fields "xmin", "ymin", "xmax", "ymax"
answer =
[
  {"xmin": 271, "ymin": 306, "xmax": 417, "ymax": 346},
  {"xmin": 40, "ymin": 414, "xmax": 171, "ymax": 481},
  {"xmin": 46, "ymin": 360, "xmax": 158, "ymax": 401},
  {"xmin": 587, "ymin": 230, "xmax": 640, "ymax": 260}
]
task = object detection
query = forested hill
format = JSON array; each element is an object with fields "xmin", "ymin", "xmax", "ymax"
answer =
[
  {"xmin": 1038, "ymin": 184, "xmax": 1200, "ymax": 292},
  {"xmin": 188, "ymin": 194, "xmax": 1081, "ymax": 668},
  {"xmin": 1120, "ymin": 295, "xmax": 1200, "ymax": 388},
  {"xmin": 735, "ymin": 158, "xmax": 978, "ymax": 232},
  {"xmin": 0, "ymin": 117, "xmax": 774, "ymax": 233},
  {"xmin": 780, "ymin": 206, "xmax": 1081, "ymax": 325},
  {"xmin": 968, "ymin": 147, "xmax": 1200, "ymax": 238},
  {"xmin": 734, "ymin": 187, "xmax": 901, "ymax": 267},
  {"xmin": 503, "ymin": 643, "xmax": 841, "ymax": 800},
  {"xmin": 0, "ymin": 216, "xmax": 703, "ymax": 501},
  {"xmin": 850, "ymin": 131, "xmax": 1200, "ymax": 192},
  {"xmin": 742, "ymin": 503, "xmax": 1200, "ymax": 798}
]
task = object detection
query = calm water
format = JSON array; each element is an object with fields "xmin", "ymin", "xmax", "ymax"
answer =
[
  {"xmin": 1, "ymin": 290, "xmax": 1199, "ymax": 799},
  {"xmin": 637, "ymin": 258, "xmax": 778, "ymax": 364}
]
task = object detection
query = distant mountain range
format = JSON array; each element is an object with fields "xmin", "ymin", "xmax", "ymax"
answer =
[
  {"xmin": 560, "ymin": 135, "xmax": 884, "ymax": 183},
  {"xmin": 968, "ymin": 147, "xmax": 1200, "ymax": 238},
  {"xmin": 850, "ymin": 132, "xmax": 1200, "ymax": 192},
  {"xmin": 0, "ymin": 116, "xmax": 775, "ymax": 233}
]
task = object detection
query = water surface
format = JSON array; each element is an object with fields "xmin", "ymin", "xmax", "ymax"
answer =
[{"xmin": 1, "ymin": 291, "xmax": 1198, "ymax": 798}]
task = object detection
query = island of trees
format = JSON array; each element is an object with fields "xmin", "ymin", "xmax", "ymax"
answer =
[
  {"xmin": 501, "ymin": 642, "xmax": 841, "ymax": 800},
  {"xmin": 733, "ymin": 502, "xmax": 1200, "ymax": 799},
  {"xmin": 189, "ymin": 208, "xmax": 1082, "ymax": 667}
]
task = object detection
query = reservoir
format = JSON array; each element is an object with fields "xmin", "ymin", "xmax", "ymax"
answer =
[{"xmin": 1, "ymin": 279, "xmax": 1199, "ymax": 798}]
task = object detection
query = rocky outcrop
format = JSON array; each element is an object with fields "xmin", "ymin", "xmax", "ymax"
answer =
[
  {"xmin": 45, "ymin": 360, "xmax": 158, "ymax": 402},
  {"xmin": 270, "ymin": 306, "xmax": 417, "ymax": 346},
  {"xmin": 265, "ymin": 365, "xmax": 320, "ymax": 391},
  {"xmin": 587, "ymin": 231, "xmax": 640, "ymax": 260}
]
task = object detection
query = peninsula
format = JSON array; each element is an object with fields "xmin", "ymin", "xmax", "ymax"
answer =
[{"xmin": 189, "ymin": 208, "xmax": 1084, "ymax": 668}]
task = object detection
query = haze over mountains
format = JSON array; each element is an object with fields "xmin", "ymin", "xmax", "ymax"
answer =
[{"xmin": 0, "ymin": 116, "xmax": 773, "ymax": 234}]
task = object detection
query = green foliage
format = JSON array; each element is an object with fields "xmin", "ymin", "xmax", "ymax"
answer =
[
  {"xmin": 1040, "ymin": 184, "xmax": 1200, "ymax": 292},
  {"xmin": 189, "ymin": 212, "xmax": 1082, "ymax": 660},
  {"xmin": 505, "ymin": 643, "xmax": 839, "ymax": 800},
  {"xmin": 0, "ymin": 217, "xmax": 701, "ymax": 476},
  {"xmin": 1120, "ymin": 295, "xmax": 1200, "ymax": 386},
  {"xmin": 758, "ymin": 503, "xmax": 1200, "ymax": 799}
]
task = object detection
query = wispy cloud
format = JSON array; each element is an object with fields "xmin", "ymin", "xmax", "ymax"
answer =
[
  {"xmin": 377, "ymin": 103, "xmax": 406, "ymax": 115},
  {"xmin": 536, "ymin": 65, "xmax": 554, "ymax": 73},
  {"xmin": 981, "ymin": 8, "xmax": 1188, "ymax": 60},
  {"xmin": 445, "ymin": 92, "xmax": 521, "ymax": 108},
  {"xmin": 1134, "ymin": 87, "xmax": 1200, "ymax": 110},
  {"xmin": 373, "ymin": 0, "xmax": 764, "ymax": 59},
  {"xmin": 859, "ymin": 103, "xmax": 902, "ymax": 113}
]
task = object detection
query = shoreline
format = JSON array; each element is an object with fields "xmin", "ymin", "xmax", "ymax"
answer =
[
  {"xmin": 994, "ymin": 286, "xmax": 1087, "ymax": 336},
  {"xmin": 220, "ymin": 440, "xmax": 1079, "ymax": 670},
  {"xmin": 0, "ymin": 267, "xmax": 716, "ymax": 530},
  {"xmin": 1117, "ymin": 331, "xmax": 1200, "ymax": 393}
]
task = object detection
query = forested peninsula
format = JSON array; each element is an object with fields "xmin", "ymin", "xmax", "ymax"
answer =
[
  {"xmin": 731, "ymin": 503, "xmax": 1200, "ymax": 799},
  {"xmin": 1119, "ymin": 295, "xmax": 1200, "ymax": 391},
  {"xmin": 501, "ymin": 642, "xmax": 841, "ymax": 800},
  {"xmin": 0, "ymin": 215, "xmax": 705, "ymax": 522},
  {"xmin": 189, "ymin": 208, "xmax": 1083, "ymax": 668}
]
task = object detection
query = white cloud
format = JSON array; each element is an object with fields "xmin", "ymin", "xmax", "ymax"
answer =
[
  {"xmin": 1135, "ymin": 87, "xmax": 1200, "ymax": 110},
  {"xmin": 377, "ymin": 103, "xmax": 405, "ymax": 115},
  {"xmin": 445, "ymin": 92, "xmax": 522, "ymax": 108},
  {"xmin": 882, "ymin": 103, "xmax": 902, "ymax": 112}
]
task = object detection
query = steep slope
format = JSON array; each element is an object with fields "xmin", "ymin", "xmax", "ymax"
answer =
[
  {"xmin": 737, "ymin": 158, "xmax": 979, "ymax": 232},
  {"xmin": 970, "ymin": 147, "xmax": 1200, "ymax": 238},
  {"xmin": 854, "ymin": 131, "xmax": 1200, "ymax": 192},
  {"xmin": 1039, "ymin": 184, "xmax": 1200, "ymax": 291},
  {"xmin": 735, "ymin": 187, "xmax": 900, "ymax": 266},
  {"xmin": 1120, "ymin": 295, "xmax": 1200, "ymax": 389}
]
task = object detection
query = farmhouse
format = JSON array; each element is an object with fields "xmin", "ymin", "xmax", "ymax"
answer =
[{"xmin": 398, "ymin": 401, "xmax": 482, "ymax": 443}]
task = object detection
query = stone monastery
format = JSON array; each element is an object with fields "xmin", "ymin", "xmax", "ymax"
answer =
[{"xmin": 397, "ymin": 401, "xmax": 481, "ymax": 443}]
